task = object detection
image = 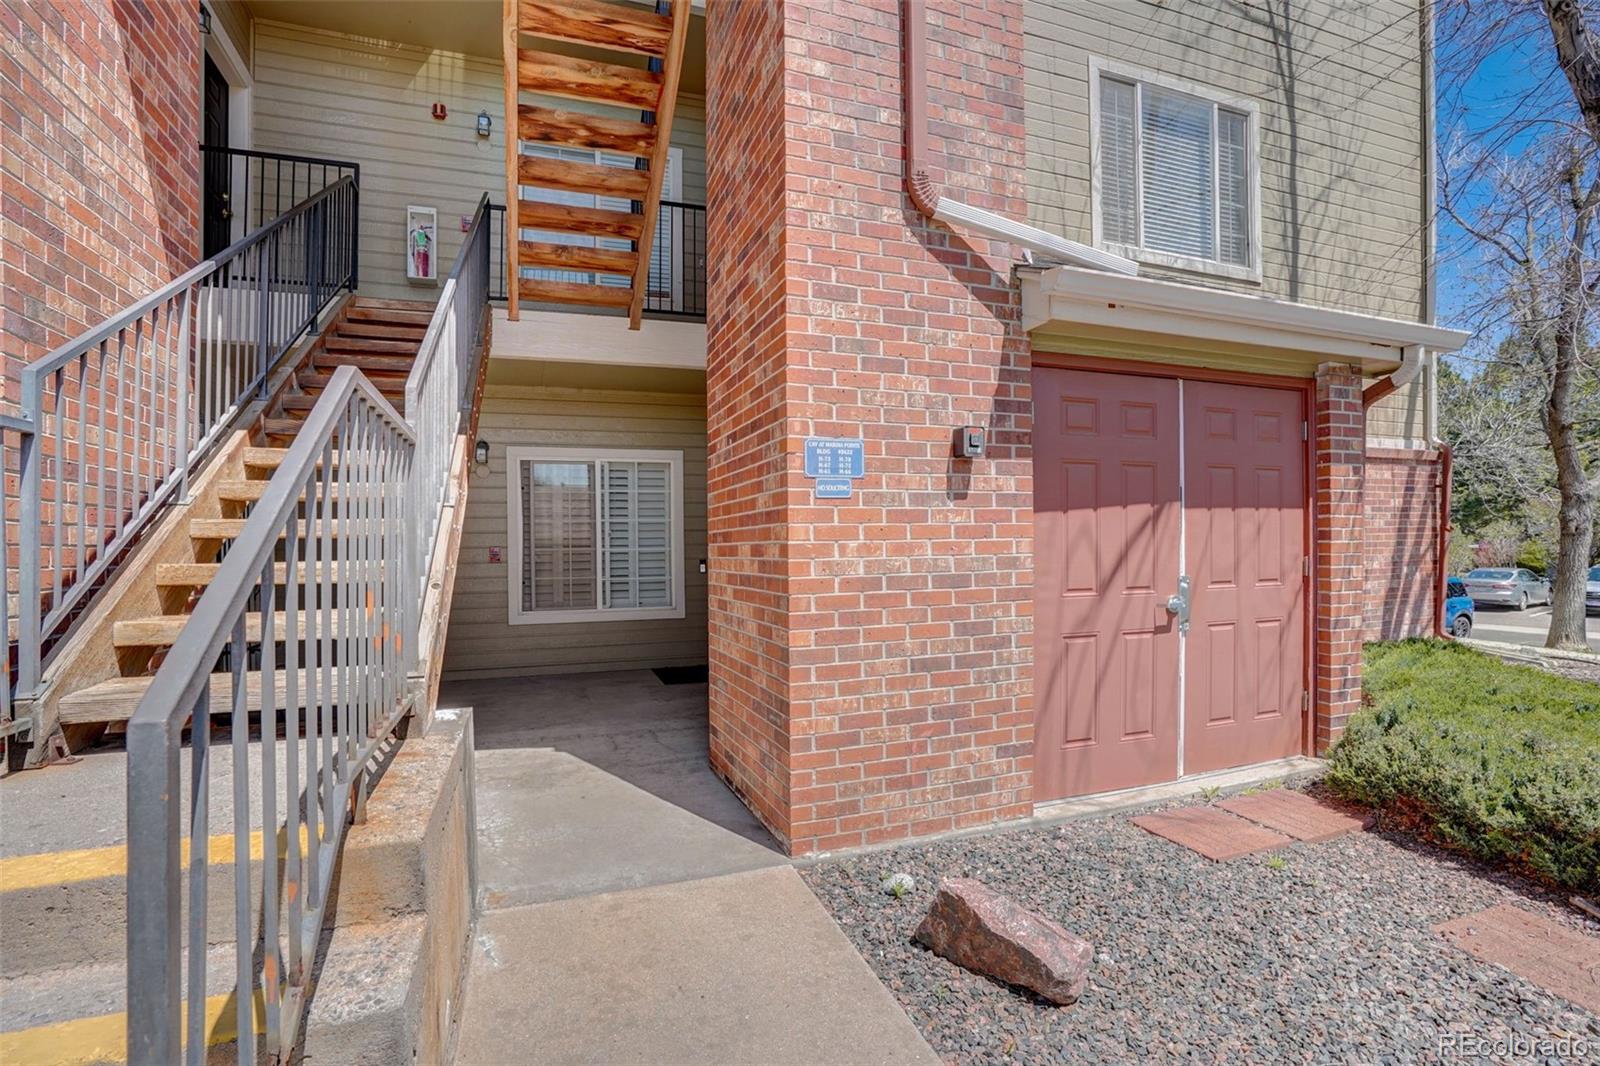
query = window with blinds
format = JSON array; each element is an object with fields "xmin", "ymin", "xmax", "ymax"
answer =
[
  {"xmin": 509, "ymin": 448, "xmax": 683, "ymax": 623},
  {"xmin": 1096, "ymin": 69, "xmax": 1256, "ymax": 274}
]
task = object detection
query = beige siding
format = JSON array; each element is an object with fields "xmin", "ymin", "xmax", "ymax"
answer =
[
  {"xmin": 1367, "ymin": 375, "xmax": 1429, "ymax": 446},
  {"xmin": 251, "ymin": 22, "xmax": 506, "ymax": 302},
  {"xmin": 1025, "ymin": 0, "xmax": 1426, "ymax": 321},
  {"xmin": 251, "ymin": 23, "xmax": 707, "ymax": 302},
  {"xmin": 208, "ymin": 1, "xmax": 253, "ymax": 72},
  {"xmin": 442, "ymin": 381, "xmax": 708, "ymax": 679}
]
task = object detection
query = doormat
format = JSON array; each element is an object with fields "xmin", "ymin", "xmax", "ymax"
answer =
[{"xmin": 653, "ymin": 665, "xmax": 710, "ymax": 685}]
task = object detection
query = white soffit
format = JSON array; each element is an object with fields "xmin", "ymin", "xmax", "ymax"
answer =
[
  {"xmin": 491, "ymin": 308, "xmax": 706, "ymax": 371},
  {"xmin": 1023, "ymin": 266, "xmax": 1471, "ymax": 371}
]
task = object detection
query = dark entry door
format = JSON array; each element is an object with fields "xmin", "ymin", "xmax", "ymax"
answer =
[{"xmin": 202, "ymin": 55, "xmax": 231, "ymax": 257}]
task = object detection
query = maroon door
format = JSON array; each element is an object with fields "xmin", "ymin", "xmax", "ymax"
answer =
[
  {"xmin": 1032, "ymin": 368, "xmax": 1181, "ymax": 800},
  {"xmin": 1182, "ymin": 381, "xmax": 1307, "ymax": 773}
]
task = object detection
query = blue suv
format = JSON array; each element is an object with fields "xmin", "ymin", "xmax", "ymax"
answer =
[{"xmin": 1444, "ymin": 577, "xmax": 1474, "ymax": 637}]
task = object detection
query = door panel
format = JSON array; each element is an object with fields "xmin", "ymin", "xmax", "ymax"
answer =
[
  {"xmin": 1032, "ymin": 368, "xmax": 1181, "ymax": 800},
  {"xmin": 202, "ymin": 55, "xmax": 231, "ymax": 258},
  {"xmin": 1182, "ymin": 380, "xmax": 1306, "ymax": 773}
]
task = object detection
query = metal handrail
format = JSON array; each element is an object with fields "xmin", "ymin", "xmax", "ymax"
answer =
[
  {"xmin": 127, "ymin": 368, "xmax": 413, "ymax": 1064},
  {"xmin": 126, "ymin": 194, "xmax": 495, "ymax": 1063},
  {"xmin": 12, "ymin": 174, "xmax": 359, "ymax": 702}
]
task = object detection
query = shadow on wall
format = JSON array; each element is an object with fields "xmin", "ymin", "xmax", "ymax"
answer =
[{"xmin": 113, "ymin": 0, "xmax": 201, "ymax": 278}]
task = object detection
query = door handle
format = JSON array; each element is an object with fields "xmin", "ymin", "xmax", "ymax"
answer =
[{"xmin": 1165, "ymin": 574, "xmax": 1192, "ymax": 634}]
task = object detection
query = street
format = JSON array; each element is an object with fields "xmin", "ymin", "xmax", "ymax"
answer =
[{"xmin": 1466, "ymin": 602, "xmax": 1600, "ymax": 653}]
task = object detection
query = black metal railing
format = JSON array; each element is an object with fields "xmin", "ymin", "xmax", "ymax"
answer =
[
  {"xmin": 643, "ymin": 200, "xmax": 706, "ymax": 318},
  {"xmin": 201, "ymin": 145, "xmax": 360, "ymax": 283},
  {"xmin": 487, "ymin": 199, "xmax": 705, "ymax": 319}
]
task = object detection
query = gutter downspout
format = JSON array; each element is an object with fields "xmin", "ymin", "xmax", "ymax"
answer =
[
  {"xmin": 1360, "ymin": 343, "xmax": 1426, "ymax": 408},
  {"xmin": 901, "ymin": 0, "xmax": 1137, "ymax": 276}
]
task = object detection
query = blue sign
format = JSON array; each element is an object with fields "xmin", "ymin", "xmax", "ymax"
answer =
[
  {"xmin": 804, "ymin": 437, "xmax": 865, "ymax": 478},
  {"xmin": 814, "ymin": 477, "xmax": 853, "ymax": 499}
]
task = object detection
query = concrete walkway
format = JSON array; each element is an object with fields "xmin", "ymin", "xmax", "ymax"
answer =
[{"xmin": 441, "ymin": 671, "xmax": 939, "ymax": 1065}]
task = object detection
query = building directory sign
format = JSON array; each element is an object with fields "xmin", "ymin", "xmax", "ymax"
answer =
[
  {"xmin": 804, "ymin": 437, "xmax": 865, "ymax": 478},
  {"xmin": 804, "ymin": 437, "xmax": 865, "ymax": 499}
]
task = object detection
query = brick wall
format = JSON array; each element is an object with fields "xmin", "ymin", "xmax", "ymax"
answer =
[
  {"xmin": 704, "ymin": 0, "xmax": 796, "ymax": 841},
  {"xmin": 706, "ymin": 0, "xmax": 1035, "ymax": 856},
  {"xmin": 1, "ymin": 0, "xmax": 201, "ymax": 394},
  {"xmin": 1363, "ymin": 447, "xmax": 1441, "ymax": 641},
  {"xmin": 1313, "ymin": 363, "xmax": 1365, "ymax": 752},
  {"xmin": 0, "ymin": 0, "xmax": 200, "ymax": 660}
]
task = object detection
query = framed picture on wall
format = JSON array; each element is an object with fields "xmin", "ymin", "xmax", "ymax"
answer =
[{"xmin": 406, "ymin": 205, "xmax": 437, "ymax": 281}]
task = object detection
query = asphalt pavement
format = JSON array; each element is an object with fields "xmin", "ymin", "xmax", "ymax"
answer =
[{"xmin": 1466, "ymin": 602, "xmax": 1600, "ymax": 652}]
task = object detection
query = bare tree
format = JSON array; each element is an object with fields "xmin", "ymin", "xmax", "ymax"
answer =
[{"xmin": 1439, "ymin": 0, "xmax": 1600, "ymax": 650}]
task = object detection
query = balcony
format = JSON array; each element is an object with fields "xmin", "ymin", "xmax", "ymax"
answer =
[{"xmin": 488, "ymin": 199, "xmax": 705, "ymax": 321}]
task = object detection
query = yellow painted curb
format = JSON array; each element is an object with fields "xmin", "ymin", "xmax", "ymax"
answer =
[
  {"xmin": 0, "ymin": 988, "xmax": 268, "ymax": 1066},
  {"xmin": 0, "ymin": 827, "xmax": 316, "ymax": 891}
]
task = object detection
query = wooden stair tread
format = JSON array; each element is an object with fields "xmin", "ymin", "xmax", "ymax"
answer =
[
  {"xmin": 517, "ymin": 104, "xmax": 656, "ymax": 155},
  {"xmin": 113, "ymin": 612, "xmax": 289, "ymax": 648},
  {"xmin": 517, "ymin": 49, "xmax": 662, "ymax": 110},
  {"xmin": 315, "ymin": 352, "xmax": 419, "ymax": 375},
  {"xmin": 516, "ymin": 154, "xmax": 651, "ymax": 200},
  {"xmin": 349, "ymin": 297, "xmax": 434, "ymax": 312},
  {"xmin": 298, "ymin": 371, "xmax": 407, "ymax": 394},
  {"xmin": 519, "ymin": 279, "xmax": 633, "ymax": 307},
  {"xmin": 280, "ymin": 393, "xmax": 406, "ymax": 414},
  {"xmin": 518, "ymin": 0, "xmax": 672, "ymax": 57},
  {"xmin": 243, "ymin": 447, "xmax": 291, "ymax": 469},
  {"xmin": 344, "ymin": 305, "xmax": 433, "ymax": 327},
  {"xmin": 517, "ymin": 199, "xmax": 643, "ymax": 239},
  {"xmin": 156, "ymin": 561, "xmax": 345, "ymax": 588},
  {"xmin": 321, "ymin": 336, "xmax": 420, "ymax": 355},
  {"xmin": 261, "ymin": 418, "xmax": 305, "ymax": 438},
  {"xmin": 59, "ymin": 669, "xmax": 316, "ymax": 722},
  {"xmin": 517, "ymin": 240, "xmax": 638, "ymax": 275},
  {"xmin": 189, "ymin": 518, "xmax": 357, "ymax": 540},
  {"xmin": 334, "ymin": 321, "xmax": 427, "ymax": 341}
]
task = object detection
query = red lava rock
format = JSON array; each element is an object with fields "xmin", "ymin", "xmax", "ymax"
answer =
[{"xmin": 913, "ymin": 877, "xmax": 1092, "ymax": 1005}]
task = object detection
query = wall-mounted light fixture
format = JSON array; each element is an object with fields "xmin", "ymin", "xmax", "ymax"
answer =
[
  {"xmin": 432, "ymin": 102, "xmax": 448, "ymax": 121},
  {"xmin": 476, "ymin": 110, "xmax": 492, "ymax": 138},
  {"xmin": 475, "ymin": 439, "xmax": 490, "ymax": 465},
  {"xmin": 199, "ymin": 2, "xmax": 212, "ymax": 33}
]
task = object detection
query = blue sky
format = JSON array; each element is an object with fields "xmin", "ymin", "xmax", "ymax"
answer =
[{"xmin": 1435, "ymin": 11, "xmax": 1574, "ymax": 352}]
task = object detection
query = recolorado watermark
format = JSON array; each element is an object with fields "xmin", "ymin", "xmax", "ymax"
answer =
[{"xmin": 1439, "ymin": 1031, "xmax": 1591, "ymax": 1060}]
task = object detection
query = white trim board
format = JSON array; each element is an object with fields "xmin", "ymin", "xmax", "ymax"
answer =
[
  {"xmin": 1022, "ymin": 265, "xmax": 1471, "ymax": 371},
  {"xmin": 504, "ymin": 445, "xmax": 687, "ymax": 626}
]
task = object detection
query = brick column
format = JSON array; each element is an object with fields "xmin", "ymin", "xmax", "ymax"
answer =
[
  {"xmin": 706, "ymin": 0, "xmax": 1035, "ymax": 855},
  {"xmin": 1313, "ymin": 363, "xmax": 1365, "ymax": 751}
]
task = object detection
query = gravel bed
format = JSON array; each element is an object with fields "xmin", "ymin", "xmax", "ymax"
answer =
[{"xmin": 801, "ymin": 786, "xmax": 1600, "ymax": 1065}]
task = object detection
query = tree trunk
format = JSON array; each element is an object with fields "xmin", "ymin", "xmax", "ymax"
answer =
[{"xmin": 1544, "ymin": 369, "xmax": 1597, "ymax": 650}]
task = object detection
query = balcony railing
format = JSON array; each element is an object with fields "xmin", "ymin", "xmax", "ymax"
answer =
[
  {"xmin": 201, "ymin": 145, "xmax": 360, "ymax": 274},
  {"xmin": 486, "ymin": 199, "xmax": 705, "ymax": 319}
]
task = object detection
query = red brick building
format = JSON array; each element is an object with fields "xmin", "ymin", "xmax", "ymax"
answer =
[{"xmin": 3, "ymin": 0, "xmax": 1466, "ymax": 856}]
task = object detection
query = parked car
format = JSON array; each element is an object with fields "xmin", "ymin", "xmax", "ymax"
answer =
[
  {"xmin": 1462, "ymin": 567, "xmax": 1552, "ymax": 609},
  {"xmin": 1444, "ymin": 578, "xmax": 1474, "ymax": 637},
  {"xmin": 1587, "ymin": 564, "xmax": 1600, "ymax": 615}
]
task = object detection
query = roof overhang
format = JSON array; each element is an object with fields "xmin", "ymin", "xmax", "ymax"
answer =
[{"xmin": 1022, "ymin": 266, "xmax": 1470, "ymax": 375}]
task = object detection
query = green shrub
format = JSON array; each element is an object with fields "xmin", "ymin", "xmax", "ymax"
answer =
[{"xmin": 1326, "ymin": 640, "xmax": 1600, "ymax": 891}]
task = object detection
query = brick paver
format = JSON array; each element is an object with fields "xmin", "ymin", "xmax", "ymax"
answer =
[
  {"xmin": 1132, "ymin": 807, "xmax": 1292, "ymax": 861},
  {"xmin": 1436, "ymin": 904, "xmax": 1600, "ymax": 1015},
  {"xmin": 1217, "ymin": 789, "xmax": 1370, "ymax": 842}
]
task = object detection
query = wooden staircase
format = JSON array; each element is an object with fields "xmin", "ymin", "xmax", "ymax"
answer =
[
  {"xmin": 51, "ymin": 298, "xmax": 432, "ymax": 737},
  {"xmin": 503, "ymin": 0, "xmax": 691, "ymax": 328}
]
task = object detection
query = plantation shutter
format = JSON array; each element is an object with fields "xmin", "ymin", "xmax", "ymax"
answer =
[
  {"xmin": 522, "ymin": 460, "xmax": 597, "ymax": 612},
  {"xmin": 595, "ymin": 151, "xmax": 637, "ymax": 289},
  {"xmin": 1098, "ymin": 77, "xmax": 1139, "ymax": 246},
  {"xmin": 1217, "ymin": 108, "xmax": 1251, "ymax": 266},
  {"xmin": 647, "ymin": 148, "xmax": 682, "ymax": 302},
  {"xmin": 1138, "ymin": 85, "xmax": 1215, "ymax": 259},
  {"xmin": 599, "ymin": 460, "xmax": 673, "ymax": 609}
]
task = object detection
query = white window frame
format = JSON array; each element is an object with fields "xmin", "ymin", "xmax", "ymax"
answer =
[
  {"xmin": 505, "ymin": 446, "xmax": 686, "ymax": 625},
  {"xmin": 1088, "ymin": 57, "xmax": 1262, "ymax": 283}
]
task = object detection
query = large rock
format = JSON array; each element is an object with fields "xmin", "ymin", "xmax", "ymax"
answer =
[{"xmin": 913, "ymin": 878, "xmax": 1092, "ymax": 1005}]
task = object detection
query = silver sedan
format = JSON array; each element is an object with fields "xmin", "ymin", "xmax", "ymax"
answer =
[{"xmin": 1462, "ymin": 567, "xmax": 1552, "ymax": 609}]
